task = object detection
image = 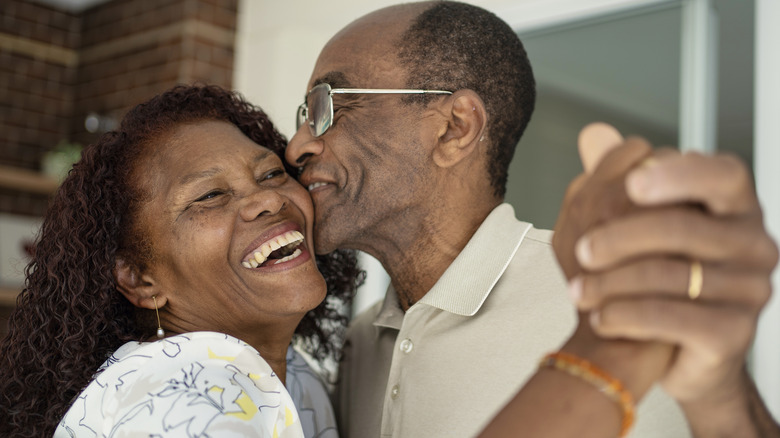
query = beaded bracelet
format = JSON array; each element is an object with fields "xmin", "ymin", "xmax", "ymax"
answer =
[{"xmin": 539, "ymin": 351, "xmax": 635, "ymax": 438}]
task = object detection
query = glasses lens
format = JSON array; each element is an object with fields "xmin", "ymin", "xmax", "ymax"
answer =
[
  {"xmin": 309, "ymin": 84, "xmax": 333, "ymax": 137},
  {"xmin": 296, "ymin": 104, "xmax": 307, "ymax": 131}
]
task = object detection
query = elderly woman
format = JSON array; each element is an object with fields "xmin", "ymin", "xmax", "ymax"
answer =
[{"xmin": 0, "ymin": 85, "xmax": 362, "ymax": 437}]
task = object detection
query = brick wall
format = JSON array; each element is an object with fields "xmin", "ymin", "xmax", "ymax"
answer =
[
  {"xmin": 0, "ymin": 0, "xmax": 80, "ymax": 221},
  {"xmin": 0, "ymin": 0, "xmax": 237, "ymax": 186},
  {"xmin": 0, "ymin": 0, "xmax": 237, "ymax": 218},
  {"xmin": 0, "ymin": 0, "xmax": 80, "ymax": 172},
  {"xmin": 72, "ymin": 0, "xmax": 237, "ymax": 146},
  {"xmin": 0, "ymin": 0, "xmax": 237, "ymax": 337}
]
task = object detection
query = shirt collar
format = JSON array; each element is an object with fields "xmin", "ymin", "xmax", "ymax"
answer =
[
  {"xmin": 373, "ymin": 282, "xmax": 404, "ymax": 331},
  {"xmin": 372, "ymin": 203, "xmax": 532, "ymax": 328},
  {"xmin": 418, "ymin": 203, "xmax": 531, "ymax": 316}
]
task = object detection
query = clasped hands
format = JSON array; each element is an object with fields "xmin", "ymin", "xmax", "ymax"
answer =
[{"xmin": 552, "ymin": 123, "xmax": 779, "ymax": 431}]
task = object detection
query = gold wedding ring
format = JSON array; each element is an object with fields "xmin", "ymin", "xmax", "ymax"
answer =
[{"xmin": 688, "ymin": 261, "xmax": 703, "ymax": 300}]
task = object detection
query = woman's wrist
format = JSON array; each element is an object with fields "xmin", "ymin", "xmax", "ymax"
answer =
[{"xmin": 559, "ymin": 317, "xmax": 675, "ymax": 410}]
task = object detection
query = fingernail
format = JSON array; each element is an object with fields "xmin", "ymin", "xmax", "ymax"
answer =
[
  {"xmin": 589, "ymin": 310, "xmax": 601, "ymax": 328},
  {"xmin": 568, "ymin": 277, "xmax": 582, "ymax": 302},
  {"xmin": 639, "ymin": 157, "xmax": 659, "ymax": 169},
  {"xmin": 575, "ymin": 235, "xmax": 592, "ymax": 266},
  {"xmin": 626, "ymin": 170, "xmax": 649, "ymax": 201},
  {"xmin": 626, "ymin": 158, "xmax": 659, "ymax": 202}
]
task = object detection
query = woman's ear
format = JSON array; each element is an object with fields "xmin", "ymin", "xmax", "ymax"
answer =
[
  {"xmin": 114, "ymin": 257, "xmax": 161, "ymax": 310},
  {"xmin": 432, "ymin": 90, "xmax": 487, "ymax": 168}
]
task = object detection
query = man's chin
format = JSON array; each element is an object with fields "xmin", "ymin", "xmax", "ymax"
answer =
[{"xmin": 313, "ymin": 227, "xmax": 341, "ymax": 255}]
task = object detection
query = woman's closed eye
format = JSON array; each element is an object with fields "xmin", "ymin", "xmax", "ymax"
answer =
[
  {"xmin": 260, "ymin": 168, "xmax": 287, "ymax": 183},
  {"xmin": 194, "ymin": 189, "xmax": 226, "ymax": 203}
]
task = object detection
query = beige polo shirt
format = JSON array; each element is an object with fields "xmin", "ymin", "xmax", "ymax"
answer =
[{"xmin": 335, "ymin": 203, "xmax": 690, "ymax": 438}]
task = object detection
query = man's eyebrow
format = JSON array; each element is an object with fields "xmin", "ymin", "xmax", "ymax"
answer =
[
  {"xmin": 312, "ymin": 71, "xmax": 353, "ymax": 89},
  {"xmin": 178, "ymin": 149, "xmax": 274, "ymax": 185}
]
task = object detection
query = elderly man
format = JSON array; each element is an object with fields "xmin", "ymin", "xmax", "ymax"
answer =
[{"xmin": 286, "ymin": 2, "xmax": 779, "ymax": 437}]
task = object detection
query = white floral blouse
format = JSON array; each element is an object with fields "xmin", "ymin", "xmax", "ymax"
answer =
[{"xmin": 55, "ymin": 332, "xmax": 303, "ymax": 438}]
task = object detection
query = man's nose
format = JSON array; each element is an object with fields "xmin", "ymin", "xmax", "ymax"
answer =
[{"xmin": 286, "ymin": 125, "xmax": 324, "ymax": 167}]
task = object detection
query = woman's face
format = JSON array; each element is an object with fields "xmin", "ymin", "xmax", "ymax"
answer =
[{"xmin": 134, "ymin": 120, "xmax": 326, "ymax": 335}]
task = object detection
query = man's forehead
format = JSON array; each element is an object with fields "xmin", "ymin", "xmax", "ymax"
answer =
[
  {"xmin": 308, "ymin": 37, "xmax": 409, "ymax": 93},
  {"xmin": 307, "ymin": 7, "xmax": 416, "ymax": 91}
]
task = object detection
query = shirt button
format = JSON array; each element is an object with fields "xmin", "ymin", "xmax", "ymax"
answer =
[
  {"xmin": 391, "ymin": 384, "xmax": 400, "ymax": 399},
  {"xmin": 399, "ymin": 338, "xmax": 414, "ymax": 353}
]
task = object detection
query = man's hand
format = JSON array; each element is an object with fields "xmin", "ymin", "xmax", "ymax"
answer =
[{"xmin": 553, "ymin": 123, "xmax": 779, "ymax": 436}]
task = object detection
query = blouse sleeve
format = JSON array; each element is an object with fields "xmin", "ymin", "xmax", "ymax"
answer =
[{"xmin": 56, "ymin": 332, "xmax": 302, "ymax": 438}]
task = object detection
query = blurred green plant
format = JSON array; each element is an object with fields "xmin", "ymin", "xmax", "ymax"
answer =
[{"xmin": 42, "ymin": 140, "xmax": 83, "ymax": 183}]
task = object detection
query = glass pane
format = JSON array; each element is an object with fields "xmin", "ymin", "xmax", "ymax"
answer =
[{"xmin": 506, "ymin": 1, "xmax": 754, "ymax": 230}]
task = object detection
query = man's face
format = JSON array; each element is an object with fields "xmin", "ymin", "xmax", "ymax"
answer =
[{"xmin": 286, "ymin": 17, "xmax": 435, "ymax": 255}]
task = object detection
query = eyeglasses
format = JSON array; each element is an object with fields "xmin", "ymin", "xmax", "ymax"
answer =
[{"xmin": 296, "ymin": 83, "xmax": 452, "ymax": 138}]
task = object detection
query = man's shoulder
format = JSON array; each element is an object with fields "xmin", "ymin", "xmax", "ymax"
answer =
[{"xmin": 478, "ymin": 203, "xmax": 554, "ymax": 248}]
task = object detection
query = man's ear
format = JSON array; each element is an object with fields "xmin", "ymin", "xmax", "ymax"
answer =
[
  {"xmin": 433, "ymin": 90, "xmax": 487, "ymax": 168},
  {"xmin": 114, "ymin": 257, "xmax": 161, "ymax": 310}
]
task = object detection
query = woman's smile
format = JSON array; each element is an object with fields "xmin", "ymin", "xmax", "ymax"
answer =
[{"xmin": 241, "ymin": 226, "xmax": 310, "ymax": 270}]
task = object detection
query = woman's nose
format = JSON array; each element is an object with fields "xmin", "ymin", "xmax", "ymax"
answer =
[
  {"xmin": 239, "ymin": 188, "xmax": 286, "ymax": 222},
  {"xmin": 285, "ymin": 125, "xmax": 323, "ymax": 168}
]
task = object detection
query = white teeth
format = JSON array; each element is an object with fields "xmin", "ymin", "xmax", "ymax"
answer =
[
  {"xmin": 308, "ymin": 182, "xmax": 328, "ymax": 191},
  {"xmin": 274, "ymin": 248, "xmax": 302, "ymax": 264},
  {"xmin": 243, "ymin": 230, "xmax": 305, "ymax": 268}
]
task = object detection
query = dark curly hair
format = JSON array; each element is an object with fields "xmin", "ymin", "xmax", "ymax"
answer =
[
  {"xmin": 0, "ymin": 84, "xmax": 363, "ymax": 437},
  {"xmin": 398, "ymin": 1, "xmax": 536, "ymax": 199}
]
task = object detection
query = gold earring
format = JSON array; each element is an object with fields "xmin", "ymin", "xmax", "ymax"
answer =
[{"xmin": 152, "ymin": 295, "xmax": 164, "ymax": 338}]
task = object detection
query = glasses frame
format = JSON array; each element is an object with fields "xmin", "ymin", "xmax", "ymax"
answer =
[{"xmin": 297, "ymin": 83, "xmax": 452, "ymax": 138}]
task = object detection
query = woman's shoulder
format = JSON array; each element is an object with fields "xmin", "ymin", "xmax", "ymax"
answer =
[
  {"xmin": 56, "ymin": 332, "xmax": 302, "ymax": 438},
  {"xmin": 109, "ymin": 331, "xmax": 273, "ymax": 370}
]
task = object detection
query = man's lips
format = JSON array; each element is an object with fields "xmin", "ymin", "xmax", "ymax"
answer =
[
  {"xmin": 298, "ymin": 168, "xmax": 337, "ymax": 193},
  {"xmin": 307, "ymin": 181, "xmax": 332, "ymax": 191}
]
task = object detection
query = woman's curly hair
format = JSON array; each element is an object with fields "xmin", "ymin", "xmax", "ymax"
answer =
[{"xmin": 0, "ymin": 84, "xmax": 363, "ymax": 437}]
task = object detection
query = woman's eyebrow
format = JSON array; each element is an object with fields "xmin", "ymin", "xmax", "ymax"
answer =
[
  {"xmin": 178, "ymin": 149, "xmax": 275, "ymax": 186},
  {"xmin": 179, "ymin": 167, "xmax": 221, "ymax": 185},
  {"xmin": 252, "ymin": 148, "xmax": 274, "ymax": 164}
]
